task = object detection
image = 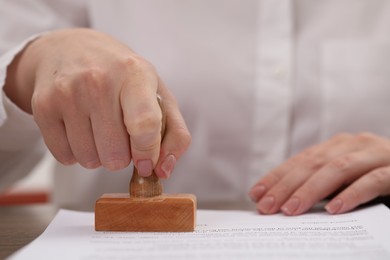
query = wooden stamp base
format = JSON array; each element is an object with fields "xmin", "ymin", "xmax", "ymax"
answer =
[{"xmin": 95, "ymin": 193, "xmax": 196, "ymax": 232}]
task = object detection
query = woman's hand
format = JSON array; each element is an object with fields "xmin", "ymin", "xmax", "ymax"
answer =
[
  {"xmin": 249, "ymin": 133, "xmax": 390, "ymax": 215},
  {"xmin": 4, "ymin": 28, "xmax": 191, "ymax": 177}
]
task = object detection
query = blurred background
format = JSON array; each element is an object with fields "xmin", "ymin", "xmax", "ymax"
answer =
[{"xmin": 0, "ymin": 153, "xmax": 53, "ymax": 205}]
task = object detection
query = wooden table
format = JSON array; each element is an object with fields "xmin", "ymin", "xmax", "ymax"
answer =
[
  {"xmin": 1, "ymin": 197, "xmax": 389, "ymax": 259},
  {"xmin": 0, "ymin": 204, "xmax": 58, "ymax": 259}
]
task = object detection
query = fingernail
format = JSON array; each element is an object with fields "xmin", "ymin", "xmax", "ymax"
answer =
[
  {"xmin": 325, "ymin": 198, "xmax": 343, "ymax": 214},
  {"xmin": 137, "ymin": 159, "xmax": 153, "ymax": 177},
  {"xmin": 161, "ymin": 154, "xmax": 176, "ymax": 178},
  {"xmin": 258, "ymin": 195, "xmax": 275, "ymax": 214},
  {"xmin": 248, "ymin": 185, "xmax": 266, "ymax": 202},
  {"xmin": 282, "ymin": 197, "xmax": 301, "ymax": 215}
]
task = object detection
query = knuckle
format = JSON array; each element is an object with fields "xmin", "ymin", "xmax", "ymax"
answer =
[
  {"xmin": 31, "ymin": 92, "xmax": 50, "ymax": 119},
  {"xmin": 127, "ymin": 111, "xmax": 162, "ymax": 134},
  {"xmin": 78, "ymin": 68, "xmax": 111, "ymax": 97},
  {"xmin": 49, "ymin": 76, "xmax": 82, "ymax": 113},
  {"xmin": 355, "ymin": 132, "xmax": 377, "ymax": 143},
  {"xmin": 174, "ymin": 128, "xmax": 192, "ymax": 154},
  {"xmin": 263, "ymin": 172, "xmax": 282, "ymax": 187},
  {"xmin": 292, "ymin": 151, "xmax": 310, "ymax": 166},
  {"xmin": 346, "ymin": 185, "xmax": 362, "ymax": 202},
  {"xmin": 52, "ymin": 75, "xmax": 74, "ymax": 99},
  {"xmin": 331, "ymin": 132, "xmax": 353, "ymax": 142},
  {"xmin": 297, "ymin": 149, "xmax": 324, "ymax": 171},
  {"xmin": 297, "ymin": 185, "xmax": 320, "ymax": 203},
  {"xmin": 273, "ymin": 181, "xmax": 293, "ymax": 197},
  {"xmin": 280, "ymin": 156, "xmax": 298, "ymax": 171},
  {"xmin": 122, "ymin": 56, "xmax": 156, "ymax": 75},
  {"xmin": 80, "ymin": 67, "xmax": 109, "ymax": 86},
  {"xmin": 52, "ymin": 150, "xmax": 76, "ymax": 166},
  {"xmin": 121, "ymin": 56, "xmax": 138, "ymax": 68},
  {"xmin": 328, "ymin": 155, "xmax": 354, "ymax": 174},
  {"xmin": 299, "ymin": 186, "xmax": 312, "ymax": 197},
  {"xmin": 32, "ymin": 89, "xmax": 66, "ymax": 123},
  {"xmin": 368, "ymin": 168, "xmax": 389, "ymax": 191}
]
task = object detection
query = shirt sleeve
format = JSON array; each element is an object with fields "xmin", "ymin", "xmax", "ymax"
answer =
[
  {"xmin": 0, "ymin": 0, "xmax": 89, "ymax": 191},
  {"xmin": 0, "ymin": 35, "xmax": 47, "ymax": 192}
]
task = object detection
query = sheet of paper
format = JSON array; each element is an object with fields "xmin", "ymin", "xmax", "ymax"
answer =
[{"xmin": 10, "ymin": 204, "xmax": 390, "ymax": 260}]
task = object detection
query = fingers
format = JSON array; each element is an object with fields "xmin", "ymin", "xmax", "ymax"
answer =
[
  {"xmin": 89, "ymin": 90, "xmax": 131, "ymax": 171},
  {"xmin": 249, "ymin": 134, "xmax": 354, "ymax": 214},
  {"xmin": 281, "ymin": 149, "xmax": 389, "ymax": 215},
  {"xmin": 249, "ymin": 133, "xmax": 390, "ymax": 215},
  {"xmin": 153, "ymin": 80, "xmax": 191, "ymax": 179},
  {"xmin": 33, "ymin": 117, "xmax": 77, "ymax": 165},
  {"xmin": 34, "ymin": 60, "xmax": 186, "ymax": 175},
  {"xmin": 118, "ymin": 75, "xmax": 190, "ymax": 178},
  {"xmin": 30, "ymin": 29, "xmax": 189, "ymax": 174},
  {"xmin": 255, "ymin": 164, "xmax": 320, "ymax": 214},
  {"xmin": 62, "ymin": 112, "xmax": 100, "ymax": 169},
  {"xmin": 33, "ymin": 83, "xmax": 132, "ymax": 171},
  {"xmin": 325, "ymin": 166, "xmax": 390, "ymax": 214},
  {"xmin": 120, "ymin": 60, "xmax": 162, "ymax": 177},
  {"xmin": 248, "ymin": 145, "xmax": 325, "ymax": 204},
  {"xmin": 32, "ymin": 91, "xmax": 76, "ymax": 165}
]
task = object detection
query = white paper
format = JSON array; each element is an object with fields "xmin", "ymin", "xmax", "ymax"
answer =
[{"xmin": 10, "ymin": 204, "xmax": 390, "ymax": 260}]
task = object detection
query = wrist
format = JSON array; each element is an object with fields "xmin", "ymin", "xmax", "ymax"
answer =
[{"xmin": 3, "ymin": 37, "xmax": 42, "ymax": 114}]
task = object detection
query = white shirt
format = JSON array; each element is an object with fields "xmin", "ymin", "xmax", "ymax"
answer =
[{"xmin": 1, "ymin": 0, "xmax": 390, "ymax": 210}]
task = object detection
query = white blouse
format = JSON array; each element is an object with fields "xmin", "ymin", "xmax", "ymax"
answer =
[{"xmin": 1, "ymin": 0, "xmax": 390, "ymax": 210}]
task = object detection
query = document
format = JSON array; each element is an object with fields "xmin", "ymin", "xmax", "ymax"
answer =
[{"xmin": 10, "ymin": 204, "xmax": 390, "ymax": 260}]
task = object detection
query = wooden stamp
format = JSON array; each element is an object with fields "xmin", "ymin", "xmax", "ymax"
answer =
[
  {"xmin": 94, "ymin": 171, "xmax": 197, "ymax": 232},
  {"xmin": 94, "ymin": 97, "xmax": 197, "ymax": 232}
]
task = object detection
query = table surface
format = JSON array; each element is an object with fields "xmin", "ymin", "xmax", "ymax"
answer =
[
  {"xmin": 1, "ymin": 197, "xmax": 389, "ymax": 259},
  {"xmin": 0, "ymin": 204, "xmax": 58, "ymax": 259}
]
